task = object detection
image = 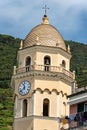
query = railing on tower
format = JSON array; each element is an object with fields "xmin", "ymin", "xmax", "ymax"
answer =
[{"xmin": 13, "ymin": 64, "xmax": 75, "ymax": 79}]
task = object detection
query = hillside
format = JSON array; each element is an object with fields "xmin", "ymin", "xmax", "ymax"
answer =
[
  {"xmin": 0, "ymin": 88, "xmax": 13, "ymax": 130},
  {"xmin": 66, "ymin": 40, "xmax": 87, "ymax": 87},
  {"xmin": 0, "ymin": 34, "xmax": 20, "ymax": 88},
  {"xmin": 0, "ymin": 34, "xmax": 87, "ymax": 130},
  {"xmin": 0, "ymin": 34, "xmax": 20, "ymax": 130}
]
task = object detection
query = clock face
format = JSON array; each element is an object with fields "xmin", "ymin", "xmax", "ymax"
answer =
[{"xmin": 18, "ymin": 81, "xmax": 31, "ymax": 96}]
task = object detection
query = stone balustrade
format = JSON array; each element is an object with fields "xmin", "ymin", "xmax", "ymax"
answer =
[{"xmin": 13, "ymin": 64, "xmax": 75, "ymax": 79}]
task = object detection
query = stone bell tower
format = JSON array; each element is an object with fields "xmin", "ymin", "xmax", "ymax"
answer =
[{"xmin": 11, "ymin": 13, "xmax": 75, "ymax": 130}]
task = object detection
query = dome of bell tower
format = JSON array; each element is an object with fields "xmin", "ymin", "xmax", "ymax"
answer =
[{"xmin": 23, "ymin": 15, "xmax": 66, "ymax": 51}]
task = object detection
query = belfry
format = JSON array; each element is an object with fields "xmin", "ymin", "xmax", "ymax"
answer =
[{"xmin": 11, "ymin": 10, "xmax": 75, "ymax": 130}]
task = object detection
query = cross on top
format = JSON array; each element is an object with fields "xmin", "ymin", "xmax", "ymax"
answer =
[{"xmin": 42, "ymin": 5, "xmax": 49, "ymax": 16}]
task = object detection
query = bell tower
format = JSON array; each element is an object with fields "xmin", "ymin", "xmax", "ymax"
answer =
[{"xmin": 11, "ymin": 14, "xmax": 75, "ymax": 130}]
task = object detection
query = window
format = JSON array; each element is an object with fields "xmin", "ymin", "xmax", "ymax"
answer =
[
  {"xmin": 25, "ymin": 56, "xmax": 31, "ymax": 71},
  {"xmin": 84, "ymin": 103, "xmax": 87, "ymax": 112},
  {"xmin": 23, "ymin": 99, "xmax": 27, "ymax": 117},
  {"xmin": 44, "ymin": 56, "xmax": 51, "ymax": 71},
  {"xmin": 77, "ymin": 103, "xmax": 84, "ymax": 112},
  {"xmin": 62, "ymin": 60, "xmax": 66, "ymax": 68},
  {"xmin": 43, "ymin": 98, "xmax": 49, "ymax": 116}
]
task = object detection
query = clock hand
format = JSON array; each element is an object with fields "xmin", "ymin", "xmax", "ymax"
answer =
[{"xmin": 22, "ymin": 83, "xmax": 25, "ymax": 90}]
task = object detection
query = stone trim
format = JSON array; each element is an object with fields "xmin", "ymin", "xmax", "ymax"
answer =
[
  {"xmin": 14, "ymin": 115, "xmax": 59, "ymax": 121},
  {"xmin": 12, "ymin": 70, "xmax": 74, "ymax": 86},
  {"xmin": 18, "ymin": 45, "xmax": 71, "ymax": 59}
]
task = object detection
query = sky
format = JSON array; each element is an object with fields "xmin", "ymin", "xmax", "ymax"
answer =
[{"xmin": 0, "ymin": 0, "xmax": 87, "ymax": 44}]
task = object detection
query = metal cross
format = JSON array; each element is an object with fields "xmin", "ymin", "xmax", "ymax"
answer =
[{"xmin": 42, "ymin": 5, "xmax": 49, "ymax": 16}]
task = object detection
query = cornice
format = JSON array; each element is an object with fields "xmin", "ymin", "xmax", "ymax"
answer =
[
  {"xmin": 12, "ymin": 70, "xmax": 74, "ymax": 86},
  {"xmin": 68, "ymin": 92, "xmax": 87, "ymax": 105},
  {"xmin": 33, "ymin": 88, "xmax": 68, "ymax": 97},
  {"xmin": 14, "ymin": 115, "xmax": 58, "ymax": 121},
  {"xmin": 18, "ymin": 45, "xmax": 71, "ymax": 59}
]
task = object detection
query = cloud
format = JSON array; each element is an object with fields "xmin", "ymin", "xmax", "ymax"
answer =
[
  {"xmin": 47, "ymin": 0, "xmax": 87, "ymax": 43},
  {"xmin": 0, "ymin": 0, "xmax": 87, "ymax": 43}
]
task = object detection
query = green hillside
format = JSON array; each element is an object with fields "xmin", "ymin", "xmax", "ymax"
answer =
[
  {"xmin": 66, "ymin": 40, "xmax": 87, "ymax": 87},
  {"xmin": 0, "ymin": 88, "xmax": 13, "ymax": 130},
  {"xmin": 0, "ymin": 34, "xmax": 20, "ymax": 130},
  {"xmin": 0, "ymin": 34, "xmax": 20, "ymax": 88},
  {"xmin": 0, "ymin": 34, "xmax": 87, "ymax": 130}
]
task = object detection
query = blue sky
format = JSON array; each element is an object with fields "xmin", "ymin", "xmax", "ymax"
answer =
[{"xmin": 0, "ymin": 0, "xmax": 87, "ymax": 44}]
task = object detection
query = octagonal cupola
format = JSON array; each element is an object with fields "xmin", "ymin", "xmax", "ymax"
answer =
[{"xmin": 20, "ymin": 15, "xmax": 67, "ymax": 51}]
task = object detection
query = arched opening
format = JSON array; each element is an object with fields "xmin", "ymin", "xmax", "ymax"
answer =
[
  {"xmin": 23, "ymin": 99, "xmax": 27, "ymax": 117},
  {"xmin": 44, "ymin": 56, "xmax": 51, "ymax": 71},
  {"xmin": 62, "ymin": 60, "xmax": 66, "ymax": 68},
  {"xmin": 25, "ymin": 56, "xmax": 31, "ymax": 71},
  {"xmin": 43, "ymin": 98, "xmax": 49, "ymax": 116}
]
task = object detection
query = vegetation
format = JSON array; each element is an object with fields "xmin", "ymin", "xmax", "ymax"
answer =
[
  {"xmin": 0, "ymin": 34, "xmax": 20, "ymax": 130},
  {"xmin": 0, "ymin": 34, "xmax": 87, "ymax": 129},
  {"xmin": 0, "ymin": 34, "xmax": 20, "ymax": 88},
  {"xmin": 65, "ymin": 40, "xmax": 87, "ymax": 87},
  {"xmin": 0, "ymin": 88, "xmax": 14, "ymax": 130}
]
